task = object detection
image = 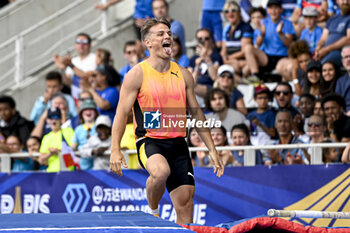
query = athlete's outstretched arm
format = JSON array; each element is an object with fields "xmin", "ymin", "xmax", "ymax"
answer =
[
  {"xmin": 110, "ymin": 65, "xmax": 143, "ymax": 176},
  {"xmin": 180, "ymin": 67, "xmax": 224, "ymax": 177}
]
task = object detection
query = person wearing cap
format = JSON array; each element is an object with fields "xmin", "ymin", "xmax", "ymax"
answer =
[
  {"xmin": 39, "ymin": 107, "xmax": 75, "ymax": 172},
  {"xmin": 79, "ymin": 115, "xmax": 112, "ymax": 170},
  {"xmin": 247, "ymin": 84, "xmax": 276, "ymax": 146},
  {"xmin": 31, "ymin": 93, "xmax": 74, "ymax": 139},
  {"xmin": 321, "ymin": 94, "xmax": 350, "ymax": 142},
  {"xmin": 80, "ymin": 64, "xmax": 120, "ymax": 123},
  {"xmin": 291, "ymin": 0, "xmax": 327, "ymax": 32},
  {"xmin": 302, "ymin": 60, "xmax": 322, "ymax": 98},
  {"xmin": 314, "ymin": 0, "xmax": 350, "ymax": 67},
  {"xmin": 256, "ymin": 0, "xmax": 295, "ymax": 73},
  {"xmin": 299, "ymin": 7, "xmax": 323, "ymax": 53},
  {"xmin": 214, "ymin": 64, "xmax": 247, "ymax": 115},
  {"xmin": 71, "ymin": 99, "xmax": 99, "ymax": 170}
]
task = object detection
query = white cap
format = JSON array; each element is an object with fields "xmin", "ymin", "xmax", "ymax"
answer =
[
  {"xmin": 95, "ymin": 115, "xmax": 111, "ymax": 128},
  {"xmin": 217, "ymin": 64, "xmax": 234, "ymax": 76},
  {"xmin": 302, "ymin": 7, "xmax": 318, "ymax": 17}
]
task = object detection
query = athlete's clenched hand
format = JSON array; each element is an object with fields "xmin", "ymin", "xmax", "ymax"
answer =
[
  {"xmin": 110, "ymin": 150, "xmax": 128, "ymax": 176},
  {"xmin": 210, "ymin": 151, "xmax": 224, "ymax": 178}
]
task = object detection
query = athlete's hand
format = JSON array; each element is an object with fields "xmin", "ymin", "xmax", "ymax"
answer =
[
  {"xmin": 110, "ymin": 150, "xmax": 128, "ymax": 176},
  {"xmin": 209, "ymin": 151, "xmax": 224, "ymax": 178}
]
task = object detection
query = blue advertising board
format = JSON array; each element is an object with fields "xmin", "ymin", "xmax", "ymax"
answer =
[{"xmin": 0, "ymin": 165, "xmax": 349, "ymax": 227}]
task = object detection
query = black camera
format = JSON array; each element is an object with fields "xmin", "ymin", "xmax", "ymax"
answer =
[{"xmin": 198, "ymin": 38, "xmax": 205, "ymax": 45}]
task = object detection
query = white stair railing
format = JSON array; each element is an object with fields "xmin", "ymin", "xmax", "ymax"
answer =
[{"xmin": 0, "ymin": 0, "xmax": 131, "ymax": 93}]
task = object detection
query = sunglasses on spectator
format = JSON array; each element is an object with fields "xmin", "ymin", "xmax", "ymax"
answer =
[
  {"xmin": 48, "ymin": 115, "xmax": 61, "ymax": 120},
  {"xmin": 197, "ymin": 37, "xmax": 210, "ymax": 41},
  {"xmin": 274, "ymin": 91, "xmax": 290, "ymax": 96},
  {"xmin": 220, "ymin": 74, "xmax": 233, "ymax": 79},
  {"xmin": 75, "ymin": 39, "xmax": 89, "ymax": 45},
  {"xmin": 223, "ymin": 8, "xmax": 238, "ymax": 14},
  {"xmin": 308, "ymin": 122, "xmax": 322, "ymax": 127}
]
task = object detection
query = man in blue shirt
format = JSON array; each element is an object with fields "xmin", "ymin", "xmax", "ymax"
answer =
[
  {"xmin": 335, "ymin": 45, "xmax": 350, "ymax": 115},
  {"xmin": 314, "ymin": 0, "xmax": 350, "ymax": 67},
  {"xmin": 266, "ymin": 109, "xmax": 308, "ymax": 165},
  {"xmin": 256, "ymin": 0, "xmax": 295, "ymax": 72},
  {"xmin": 119, "ymin": 41, "xmax": 141, "ymax": 82}
]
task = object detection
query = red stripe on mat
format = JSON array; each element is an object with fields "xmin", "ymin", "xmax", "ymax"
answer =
[{"xmin": 181, "ymin": 217, "xmax": 350, "ymax": 233}]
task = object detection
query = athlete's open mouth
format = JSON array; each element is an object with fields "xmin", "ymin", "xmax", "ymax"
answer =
[{"xmin": 162, "ymin": 42, "xmax": 172, "ymax": 55}]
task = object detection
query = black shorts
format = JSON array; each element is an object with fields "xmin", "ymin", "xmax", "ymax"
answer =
[
  {"xmin": 262, "ymin": 55, "xmax": 285, "ymax": 73},
  {"xmin": 136, "ymin": 137, "xmax": 195, "ymax": 192}
]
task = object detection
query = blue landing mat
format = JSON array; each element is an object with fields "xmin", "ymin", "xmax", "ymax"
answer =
[{"xmin": 0, "ymin": 211, "xmax": 194, "ymax": 233}]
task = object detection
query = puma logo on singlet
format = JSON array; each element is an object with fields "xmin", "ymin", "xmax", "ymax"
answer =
[
  {"xmin": 171, "ymin": 71, "xmax": 179, "ymax": 78},
  {"xmin": 187, "ymin": 172, "xmax": 194, "ymax": 178}
]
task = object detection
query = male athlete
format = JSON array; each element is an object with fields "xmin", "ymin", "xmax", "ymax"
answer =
[{"xmin": 110, "ymin": 18, "xmax": 224, "ymax": 224}]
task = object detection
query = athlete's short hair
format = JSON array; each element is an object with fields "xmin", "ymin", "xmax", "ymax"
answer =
[{"xmin": 141, "ymin": 18, "xmax": 171, "ymax": 41}]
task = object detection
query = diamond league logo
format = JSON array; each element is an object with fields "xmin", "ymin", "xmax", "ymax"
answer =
[{"xmin": 62, "ymin": 184, "xmax": 90, "ymax": 213}]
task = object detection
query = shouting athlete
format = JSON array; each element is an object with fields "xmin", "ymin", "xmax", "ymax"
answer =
[{"xmin": 110, "ymin": 18, "xmax": 224, "ymax": 224}]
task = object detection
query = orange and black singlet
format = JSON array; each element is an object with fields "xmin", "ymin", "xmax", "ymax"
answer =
[{"xmin": 133, "ymin": 61, "xmax": 187, "ymax": 139}]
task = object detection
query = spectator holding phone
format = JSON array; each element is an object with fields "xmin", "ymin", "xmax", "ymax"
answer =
[
  {"xmin": 39, "ymin": 107, "xmax": 75, "ymax": 172},
  {"xmin": 188, "ymin": 28, "xmax": 223, "ymax": 107}
]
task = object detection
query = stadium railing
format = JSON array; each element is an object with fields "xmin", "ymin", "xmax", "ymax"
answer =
[{"xmin": 0, "ymin": 142, "xmax": 348, "ymax": 173}]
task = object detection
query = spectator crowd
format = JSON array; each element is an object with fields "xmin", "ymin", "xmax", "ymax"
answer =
[{"xmin": 2, "ymin": 0, "xmax": 350, "ymax": 172}]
